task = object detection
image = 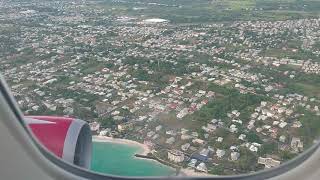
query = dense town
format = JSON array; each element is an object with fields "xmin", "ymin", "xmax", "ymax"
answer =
[{"xmin": 1, "ymin": 0, "xmax": 320, "ymax": 176}]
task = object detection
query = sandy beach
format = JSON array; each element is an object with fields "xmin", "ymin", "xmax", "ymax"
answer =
[
  {"xmin": 92, "ymin": 135, "xmax": 151, "ymax": 155},
  {"xmin": 178, "ymin": 168, "xmax": 212, "ymax": 177}
]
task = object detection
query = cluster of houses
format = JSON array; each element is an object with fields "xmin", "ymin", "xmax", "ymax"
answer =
[{"xmin": 145, "ymin": 94, "xmax": 316, "ymax": 172}]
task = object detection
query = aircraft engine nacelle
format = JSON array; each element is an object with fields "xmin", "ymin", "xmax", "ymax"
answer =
[{"xmin": 24, "ymin": 116, "xmax": 92, "ymax": 169}]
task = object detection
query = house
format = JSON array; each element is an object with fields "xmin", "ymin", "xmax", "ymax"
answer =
[
  {"xmin": 166, "ymin": 137, "xmax": 175, "ymax": 145},
  {"xmin": 192, "ymin": 138, "xmax": 205, "ymax": 145},
  {"xmin": 230, "ymin": 152, "xmax": 240, "ymax": 161},
  {"xmin": 181, "ymin": 143, "xmax": 191, "ymax": 151},
  {"xmin": 238, "ymin": 134, "xmax": 246, "ymax": 141},
  {"xmin": 229, "ymin": 124, "xmax": 238, "ymax": 133},
  {"xmin": 95, "ymin": 102, "xmax": 114, "ymax": 116},
  {"xmin": 147, "ymin": 131, "xmax": 156, "ymax": 137},
  {"xmin": 118, "ymin": 122, "xmax": 133, "ymax": 132},
  {"xmin": 196, "ymin": 162, "xmax": 208, "ymax": 173},
  {"xmin": 292, "ymin": 121, "xmax": 302, "ymax": 128},
  {"xmin": 168, "ymin": 150, "xmax": 185, "ymax": 163},
  {"xmin": 207, "ymin": 123, "xmax": 217, "ymax": 132},
  {"xmin": 216, "ymin": 149, "xmax": 226, "ymax": 158},
  {"xmin": 32, "ymin": 105, "xmax": 40, "ymax": 111},
  {"xmin": 166, "ymin": 130, "xmax": 177, "ymax": 136},
  {"xmin": 155, "ymin": 125, "xmax": 162, "ymax": 131},
  {"xmin": 152, "ymin": 134, "xmax": 159, "ymax": 140},
  {"xmin": 278, "ymin": 122, "xmax": 287, "ymax": 128},
  {"xmin": 249, "ymin": 145, "xmax": 259, "ymax": 152},
  {"xmin": 188, "ymin": 159, "xmax": 197, "ymax": 168},
  {"xmin": 99, "ymin": 129, "xmax": 109, "ymax": 136},
  {"xmin": 211, "ymin": 119, "xmax": 218, "ymax": 124},
  {"xmin": 279, "ymin": 135, "xmax": 286, "ymax": 143},
  {"xmin": 261, "ymin": 101, "xmax": 267, "ymax": 107},
  {"xmin": 216, "ymin": 137, "xmax": 223, "ymax": 142},
  {"xmin": 191, "ymin": 132, "xmax": 199, "ymax": 137},
  {"xmin": 181, "ymin": 134, "xmax": 192, "ymax": 140},
  {"xmin": 258, "ymin": 157, "xmax": 281, "ymax": 168},
  {"xmin": 199, "ymin": 148, "xmax": 210, "ymax": 157},
  {"xmin": 63, "ymin": 106, "xmax": 74, "ymax": 115},
  {"xmin": 230, "ymin": 146, "xmax": 239, "ymax": 151},
  {"xmin": 181, "ymin": 128, "xmax": 189, "ymax": 134},
  {"xmin": 89, "ymin": 122, "xmax": 100, "ymax": 132},
  {"xmin": 291, "ymin": 137, "xmax": 303, "ymax": 152}
]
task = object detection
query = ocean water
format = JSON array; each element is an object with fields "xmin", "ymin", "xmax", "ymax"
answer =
[{"xmin": 91, "ymin": 141, "xmax": 175, "ymax": 177}]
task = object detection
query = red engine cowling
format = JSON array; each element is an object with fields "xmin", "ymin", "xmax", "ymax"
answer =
[{"xmin": 24, "ymin": 116, "xmax": 92, "ymax": 169}]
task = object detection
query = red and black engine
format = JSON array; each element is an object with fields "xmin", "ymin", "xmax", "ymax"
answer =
[{"xmin": 24, "ymin": 116, "xmax": 92, "ymax": 169}]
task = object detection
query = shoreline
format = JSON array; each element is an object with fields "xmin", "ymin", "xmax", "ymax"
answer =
[
  {"xmin": 92, "ymin": 135, "xmax": 212, "ymax": 177},
  {"xmin": 92, "ymin": 135, "xmax": 151, "ymax": 156}
]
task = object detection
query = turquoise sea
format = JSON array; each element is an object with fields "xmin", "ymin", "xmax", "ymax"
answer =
[{"xmin": 90, "ymin": 141, "xmax": 175, "ymax": 176}]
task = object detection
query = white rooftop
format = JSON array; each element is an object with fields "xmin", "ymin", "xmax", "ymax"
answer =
[{"xmin": 143, "ymin": 18, "xmax": 169, "ymax": 23}]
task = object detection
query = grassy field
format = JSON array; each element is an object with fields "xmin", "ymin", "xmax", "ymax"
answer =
[
  {"xmin": 293, "ymin": 83, "xmax": 320, "ymax": 97},
  {"xmin": 92, "ymin": 0, "xmax": 320, "ymax": 23},
  {"xmin": 157, "ymin": 111, "xmax": 200, "ymax": 130},
  {"xmin": 262, "ymin": 47, "xmax": 319, "ymax": 61},
  {"xmin": 298, "ymin": 108, "xmax": 320, "ymax": 148}
]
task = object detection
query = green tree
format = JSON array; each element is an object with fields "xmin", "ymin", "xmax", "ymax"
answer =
[
  {"xmin": 236, "ymin": 148, "xmax": 258, "ymax": 171},
  {"xmin": 259, "ymin": 142, "xmax": 277, "ymax": 155},
  {"xmin": 246, "ymin": 131, "xmax": 263, "ymax": 144},
  {"xmin": 280, "ymin": 150, "xmax": 296, "ymax": 161},
  {"xmin": 208, "ymin": 165, "xmax": 225, "ymax": 175},
  {"xmin": 98, "ymin": 116, "xmax": 116, "ymax": 128}
]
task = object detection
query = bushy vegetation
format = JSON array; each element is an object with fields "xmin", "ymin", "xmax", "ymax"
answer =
[
  {"xmin": 187, "ymin": 90, "xmax": 268, "ymax": 124},
  {"xmin": 97, "ymin": 116, "xmax": 117, "ymax": 128}
]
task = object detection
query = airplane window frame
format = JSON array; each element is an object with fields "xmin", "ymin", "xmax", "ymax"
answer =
[{"xmin": 0, "ymin": 75, "xmax": 319, "ymax": 180}]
